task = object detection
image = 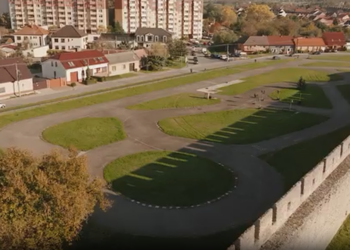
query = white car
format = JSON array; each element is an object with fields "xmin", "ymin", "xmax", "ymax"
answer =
[{"xmin": 0, "ymin": 103, "xmax": 6, "ymax": 109}]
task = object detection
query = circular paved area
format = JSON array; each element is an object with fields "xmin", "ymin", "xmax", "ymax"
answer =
[{"xmin": 1, "ymin": 60, "xmax": 350, "ymax": 237}]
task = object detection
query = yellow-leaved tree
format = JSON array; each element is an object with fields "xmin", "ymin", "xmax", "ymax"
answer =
[
  {"xmin": 221, "ymin": 5, "xmax": 237, "ymax": 27},
  {"xmin": 0, "ymin": 148, "xmax": 110, "ymax": 250},
  {"xmin": 245, "ymin": 4, "xmax": 275, "ymax": 23}
]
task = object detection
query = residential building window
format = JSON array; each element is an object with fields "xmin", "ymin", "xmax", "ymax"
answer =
[
  {"xmin": 155, "ymin": 36, "xmax": 158, "ymax": 42},
  {"xmin": 17, "ymin": 36, "xmax": 21, "ymax": 40},
  {"xmin": 54, "ymin": 71, "xmax": 56, "ymax": 78},
  {"xmin": 68, "ymin": 62, "xmax": 75, "ymax": 67},
  {"xmin": 112, "ymin": 66, "xmax": 116, "ymax": 71},
  {"xmin": 54, "ymin": 38, "xmax": 58, "ymax": 42},
  {"xmin": 51, "ymin": 61, "xmax": 54, "ymax": 67},
  {"xmin": 123, "ymin": 64, "xmax": 126, "ymax": 69},
  {"xmin": 55, "ymin": 46, "xmax": 59, "ymax": 49},
  {"xmin": 61, "ymin": 38, "xmax": 65, "ymax": 42},
  {"xmin": 163, "ymin": 36, "xmax": 167, "ymax": 42},
  {"xmin": 147, "ymin": 35, "xmax": 152, "ymax": 41},
  {"xmin": 62, "ymin": 46, "xmax": 65, "ymax": 50},
  {"xmin": 55, "ymin": 62, "xmax": 57, "ymax": 67}
]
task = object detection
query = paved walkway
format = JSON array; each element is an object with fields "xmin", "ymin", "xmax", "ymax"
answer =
[{"xmin": 1, "ymin": 60, "xmax": 350, "ymax": 237}]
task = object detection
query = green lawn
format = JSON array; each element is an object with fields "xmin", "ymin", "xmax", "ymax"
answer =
[
  {"xmin": 269, "ymin": 85, "xmax": 332, "ymax": 109},
  {"xmin": 337, "ymin": 85, "xmax": 350, "ymax": 105},
  {"xmin": 302, "ymin": 61, "xmax": 350, "ymax": 68},
  {"xmin": 327, "ymin": 214, "xmax": 350, "ymax": 250},
  {"xmin": 127, "ymin": 93, "xmax": 220, "ymax": 110},
  {"xmin": 309, "ymin": 55, "xmax": 350, "ymax": 61},
  {"xmin": 260, "ymin": 124, "xmax": 350, "ymax": 190},
  {"xmin": 158, "ymin": 108, "xmax": 329, "ymax": 144},
  {"xmin": 103, "ymin": 151, "xmax": 234, "ymax": 206},
  {"xmin": 42, "ymin": 117, "xmax": 125, "ymax": 151},
  {"xmin": 0, "ymin": 60, "xmax": 288, "ymax": 129},
  {"xmin": 218, "ymin": 68, "xmax": 342, "ymax": 96}
]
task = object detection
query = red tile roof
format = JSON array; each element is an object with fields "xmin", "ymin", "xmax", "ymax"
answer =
[
  {"xmin": 266, "ymin": 36, "xmax": 294, "ymax": 46},
  {"xmin": 51, "ymin": 50, "xmax": 109, "ymax": 70},
  {"xmin": 322, "ymin": 32, "xmax": 346, "ymax": 46},
  {"xmin": 14, "ymin": 25, "xmax": 49, "ymax": 36},
  {"xmin": 293, "ymin": 37, "xmax": 326, "ymax": 47}
]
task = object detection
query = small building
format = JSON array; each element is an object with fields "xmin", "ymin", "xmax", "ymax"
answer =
[
  {"xmin": 13, "ymin": 25, "xmax": 49, "ymax": 48},
  {"xmin": 98, "ymin": 33, "xmax": 136, "ymax": 49},
  {"xmin": 135, "ymin": 28, "xmax": 172, "ymax": 48},
  {"xmin": 41, "ymin": 50, "xmax": 109, "ymax": 83},
  {"xmin": 242, "ymin": 36, "xmax": 269, "ymax": 54},
  {"xmin": 105, "ymin": 51, "xmax": 141, "ymax": 76},
  {"xmin": 322, "ymin": 32, "xmax": 346, "ymax": 51},
  {"xmin": 293, "ymin": 37, "xmax": 326, "ymax": 53},
  {"xmin": 266, "ymin": 36, "xmax": 294, "ymax": 54},
  {"xmin": 0, "ymin": 58, "xmax": 34, "ymax": 98},
  {"xmin": 51, "ymin": 25, "xmax": 88, "ymax": 51}
]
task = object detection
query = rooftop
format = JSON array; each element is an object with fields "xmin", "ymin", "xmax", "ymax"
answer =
[
  {"xmin": 14, "ymin": 25, "xmax": 49, "ymax": 36},
  {"xmin": 51, "ymin": 25, "xmax": 87, "ymax": 38},
  {"xmin": 0, "ymin": 58, "xmax": 32, "ymax": 84}
]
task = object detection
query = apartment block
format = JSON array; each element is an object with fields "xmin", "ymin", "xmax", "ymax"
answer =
[
  {"xmin": 8, "ymin": 0, "xmax": 108, "ymax": 34},
  {"xmin": 114, "ymin": 0, "xmax": 203, "ymax": 39}
]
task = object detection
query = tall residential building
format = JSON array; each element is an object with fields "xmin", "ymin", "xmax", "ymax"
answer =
[
  {"xmin": 114, "ymin": 0, "xmax": 203, "ymax": 39},
  {"xmin": 8, "ymin": 0, "xmax": 109, "ymax": 34}
]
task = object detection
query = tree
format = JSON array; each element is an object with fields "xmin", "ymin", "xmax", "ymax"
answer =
[
  {"xmin": 0, "ymin": 12, "xmax": 10, "ymax": 28},
  {"xmin": 97, "ymin": 25, "xmax": 107, "ymax": 34},
  {"xmin": 0, "ymin": 148, "xmax": 109, "ymax": 250},
  {"xmin": 333, "ymin": 18, "xmax": 339, "ymax": 26},
  {"xmin": 141, "ymin": 55, "xmax": 166, "ymax": 71},
  {"xmin": 209, "ymin": 22, "xmax": 222, "ymax": 34},
  {"xmin": 212, "ymin": 30, "xmax": 238, "ymax": 44},
  {"xmin": 113, "ymin": 21, "xmax": 124, "ymax": 33},
  {"xmin": 167, "ymin": 39, "xmax": 188, "ymax": 59},
  {"xmin": 150, "ymin": 42, "xmax": 168, "ymax": 57},
  {"xmin": 220, "ymin": 5, "xmax": 237, "ymax": 27},
  {"xmin": 86, "ymin": 67, "xmax": 91, "ymax": 80},
  {"xmin": 245, "ymin": 4, "xmax": 275, "ymax": 23},
  {"xmin": 203, "ymin": 2, "xmax": 222, "ymax": 21}
]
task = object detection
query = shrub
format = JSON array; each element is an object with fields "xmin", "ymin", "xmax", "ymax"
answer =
[{"xmin": 83, "ymin": 78, "xmax": 97, "ymax": 85}]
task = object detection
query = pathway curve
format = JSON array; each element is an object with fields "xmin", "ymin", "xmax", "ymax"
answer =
[{"xmin": 0, "ymin": 63, "xmax": 350, "ymax": 237}]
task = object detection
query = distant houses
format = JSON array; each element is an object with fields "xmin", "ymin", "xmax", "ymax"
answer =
[{"xmin": 237, "ymin": 32, "xmax": 346, "ymax": 54}]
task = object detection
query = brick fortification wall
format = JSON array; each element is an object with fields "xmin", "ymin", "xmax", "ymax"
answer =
[{"xmin": 228, "ymin": 135, "xmax": 350, "ymax": 250}]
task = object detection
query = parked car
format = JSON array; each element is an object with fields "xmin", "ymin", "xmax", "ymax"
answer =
[
  {"xmin": 220, "ymin": 54, "xmax": 228, "ymax": 60},
  {"xmin": 191, "ymin": 51, "xmax": 196, "ymax": 56},
  {"xmin": 272, "ymin": 56, "xmax": 281, "ymax": 60},
  {"xmin": 0, "ymin": 103, "xmax": 6, "ymax": 109}
]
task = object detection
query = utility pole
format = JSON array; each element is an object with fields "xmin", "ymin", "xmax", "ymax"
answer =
[{"xmin": 15, "ymin": 63, "xmax": 21, "ymax": 97}]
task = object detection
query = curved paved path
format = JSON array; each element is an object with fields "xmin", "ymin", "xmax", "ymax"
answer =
[{"xmin": 1, "ymin": 61, "xmax": 350, "ymax": 237}]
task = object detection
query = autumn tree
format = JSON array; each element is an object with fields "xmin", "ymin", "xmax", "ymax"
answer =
[
  {"xmin": 0, "ymin": 148, "xmax": 109, "ymax": 250},
  {"xmin": 209, "ymin": 22, "xmax": 222, "ymax": 34},
  {"xmin": 220, "ymin": 5, "xmax": 237, "ymax": 27},
  {"xmin": 245, "ymin": 4, "xmax": 275, "ymax": 23},
  {"xmin": 112, "ymin": 21, "xmax": 124, "ymax": 33},
  {"xmin": 167, "ymin": 39, "xmax": 188, "ymax": 59},
  {"xmin": 150, "ymin": 42, "xmax": 168, "ymax": 57},
  {"xmin": 212, "ymin": 30, "xmax": 238, "ymax": 44},
  {"xmin": 203, "ymin": 2, "xmax": 222, "ymax": 21},
  {"xmin": 0, "ymin": 12, "xmax": 10, "ymax": 28}
]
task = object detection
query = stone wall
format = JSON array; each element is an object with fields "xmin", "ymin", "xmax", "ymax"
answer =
[{"xmin": 228, "ymin": 135, "xmax": 350, "ymax": 250}]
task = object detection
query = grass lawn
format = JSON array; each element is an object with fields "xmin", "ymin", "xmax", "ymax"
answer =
[
  {"xmin": 218, "ymin": 68, "xmax": 342, "ymax": 96},
  {"xmin": 327, "ymin": 214, "xmax": 350, "ymax": 250},
  {"xmin": 158, "ymin": 108, "xmax": 329, "ymax": 144},
  {"xmin": 260, "ymin": 124, "xmax": 350, "ymax": 190},
  {"xmin": 103, "ymin": 151, "xmax": 234, "ymax": 206},
  {"xmin": 0, "ymin": 60, "xmax": 288, "ymax": 129},
  {"xmin": 268, "ymin": 85, "xmax": 332, "ymax": 109},
  {"xmin": 302, "ymin": 61, "xmax": 350, "ymax": 68},
  {"xmin": 309, "ymin": 55, "xmax": 350, "ymax": 61},
  {"xmin": 127, "ymin": 93, "xmax": 220, "ymax": 110},
  {"xmin": 337, "ymin": 85, "xmax": 350, "ymax": 105},
  {"xmin": 42, "ymin": 117, "xmax": 125, "ymax": 151}
]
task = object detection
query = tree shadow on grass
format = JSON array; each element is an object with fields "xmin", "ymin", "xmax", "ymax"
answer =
[{"xmin": 109, "ymin": 151, "xmax": 235, "ymax": 207}]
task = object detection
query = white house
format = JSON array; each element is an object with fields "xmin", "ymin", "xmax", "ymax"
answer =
[
  {"xmin": 105, "ymin": 51, "xmax": 141, "ymax": 76},
  {"xmin": 41, "ymin": 50, "xmax": 109, "ymax": 83},
  {"xmin": 51, "ymin": 25, "xmax": 88, "ymax": 51},
  {"xmin": 13, "ymin": 25, "xmax": 49, "ymax": 49},
  {"xmin": 0, "ymin": 58, "xmax": 34, "ymax": 98}
]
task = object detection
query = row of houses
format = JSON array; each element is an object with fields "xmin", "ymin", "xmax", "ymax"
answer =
[
  {"xmin": 236, "ymin": 32, "xmax": 347, "ymax": 54},
  {"xmin": 0, "ymin": 24, "xmax": 172, "ymax": 58},
  {"xmin": 0, "ymin": 49, "xmax": 148, "ymax": 99}
]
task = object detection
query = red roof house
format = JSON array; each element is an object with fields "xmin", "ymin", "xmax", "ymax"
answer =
[
  {"xmin": 322, "ymin": 32, "xmax": 346, "ymax": 49},
  {"xmin": 41, "ymin": 50, "xmax": 109, "ymax": 83}
]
